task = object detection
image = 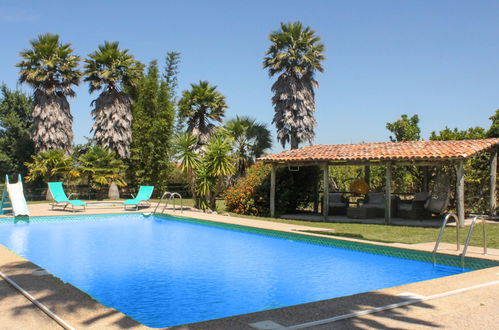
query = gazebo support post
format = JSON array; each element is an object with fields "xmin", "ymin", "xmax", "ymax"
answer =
[
  {"xmin": 423, "ymin": 166, "xmax": 429, "ymax": 192},
  {"xmin": 364, "ymin": 166, "xmax": 370, "ymax": 186},
  {"xmin": 313, "ymin": 172, "xmax": 319, "ymax": 214},
  {"xmin": 385, "ymin": 163, "xmax": 392, "ymax": 225},
  {"xmin": 323, "ymin": 163, "xmax": 329, "ymax": 219},
  {"xmin": 490, "ymin": 149, "xmax": 497, "ymax": 216},
  {"xmin": 270, "ymin": 163, "xmax": 276, "ymax": 218},
  {"xmin": 455, "ymin": 160, "xmax": 465, "ymax": 228}
]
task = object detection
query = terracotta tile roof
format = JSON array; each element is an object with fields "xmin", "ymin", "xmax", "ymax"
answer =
[{"xmin": 259, "ymin": 138, "xmax": 499, "ymax": 163}]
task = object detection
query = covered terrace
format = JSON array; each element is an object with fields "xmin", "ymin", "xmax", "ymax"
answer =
[{"xmin": 260, "ymin": 138, "xmax": 499, "ymax": 227}]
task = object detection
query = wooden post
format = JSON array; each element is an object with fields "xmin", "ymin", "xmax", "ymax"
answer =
[
  {"xmin": 323, "ymin": 163, "xmax": 329, "ymax": 219},
  {"xmin": 270, "ymin": 163, "xmax": 276, "ymax": 218},
  {"xmin": 364, "ymin": 166, "xmax": 370, "ymax": 186},
  {"xmin": 490, "ymin": 150, "xmax": 497, "ymax": 216},
  {"xmin": 385, "ymin": 163, "xmax": 392, "ymax": 225},
  {"xmin": 422, "ymin": 166, "xmax": 429, "ymax": 192},
  {"xmin": 455, "ymin": 160, "xmax": 465, "ymax": 228},
  {"xmin": 313, "ymin": 171, "xmax": 319, "ymax": 214}
]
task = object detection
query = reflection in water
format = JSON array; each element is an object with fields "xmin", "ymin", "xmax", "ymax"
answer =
[{"xmin": 9, "ymin": 224, "xmax": 29, "ymax": 256}]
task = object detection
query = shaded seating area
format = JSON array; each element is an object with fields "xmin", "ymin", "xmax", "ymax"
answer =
[
  {"xmin": 261, "ymin": 138, "xmax": 499, "ymax": 227},
  {"xmin": 348, "ymin": 192, "xmax": 398, "ymax": 219}
]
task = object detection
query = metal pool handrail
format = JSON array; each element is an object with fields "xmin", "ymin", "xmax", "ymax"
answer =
[
  {"xmin": 461, "ymin": 214, "xmax": 499, "ymax": 259},
  {"xmin": 154, "ymin": 192, "xmax": 172, "ymax": 213},
  {"xmin": 162, "ymin": 193, "xmax": 182, "ymax": 213},
  {"xmin": 432, "ymin": 213, "xmax": 460, "ymax": 265},
  {"xmin": 154, "ymin": 191, "xmax": 183, "ymax": 214}
]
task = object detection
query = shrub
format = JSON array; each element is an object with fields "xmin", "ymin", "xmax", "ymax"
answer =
[
  {"xmin": 225, "ymin": 162, "xmax": 321, "ymax": 216},
  {"xmin": 225, "ymin": 162, "xmax": 272, "ymax": 216}
]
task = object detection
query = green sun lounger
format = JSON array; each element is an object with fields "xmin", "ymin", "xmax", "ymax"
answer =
[
  {"xmin": 124, "ymin": 186, "xmax": 154, "ymax": 210},
  {"xmin": 48, "ymin": 182, "xmax": 86, "ymax": 212}
]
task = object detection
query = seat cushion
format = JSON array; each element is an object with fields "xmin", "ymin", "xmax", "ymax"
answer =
[
  {"xmin": 414, "ymin": 192, "xmax": 430, "ymax": 202},
  {"xmin": 328, "ymin": 193, "xmax": 344, "ymax": 203},
  {"xmin": 367, "ymin": 193, "xmax": 384, "ymax": 205}
]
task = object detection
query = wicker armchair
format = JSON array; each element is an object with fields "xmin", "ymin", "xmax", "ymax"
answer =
[
  {"xmin": 398, "ymin": 192, "xmax": 431, "ymax": 219},
  {"xmin": 328, "ymin": 193, "xmax": 348, "ymax": 215}
]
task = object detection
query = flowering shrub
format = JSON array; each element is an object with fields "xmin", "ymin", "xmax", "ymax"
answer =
[
  {"xmin": 225, "ymin": 162, "xmax": 321, "ymax": 216},
  {"xmin": 225, "ymin": 162, "xmax": 272, "ymax": 216}
]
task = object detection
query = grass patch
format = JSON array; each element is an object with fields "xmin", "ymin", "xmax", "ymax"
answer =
[{"xmin": 225, "ymin": 212, "xmax": 499, "ymax": 249}]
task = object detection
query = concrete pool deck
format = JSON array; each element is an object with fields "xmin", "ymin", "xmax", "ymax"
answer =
[{"xmin": 0, "ymin": 202, "xmax": 498, "ymax": 329}]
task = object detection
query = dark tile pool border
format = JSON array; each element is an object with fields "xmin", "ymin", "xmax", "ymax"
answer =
[
  {"xmin": 0, "ymin": 212, "xmax": 497, "ymax": 270},
  {"xmin": 153, "ymin": 213, "xmax": 499, "ymax": 271}
]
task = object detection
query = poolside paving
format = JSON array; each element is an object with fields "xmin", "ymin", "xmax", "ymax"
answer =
[
  {"xmin": 0, "ymin": 202, "xmax": 498, "ymax": 329},
  {"xmin": 0, "ymin": 276, "xmax": 58, "ymax": 329}
]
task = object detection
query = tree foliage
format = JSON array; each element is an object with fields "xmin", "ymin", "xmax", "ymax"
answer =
[
  {"xmin": 487, "ymin": 109, "xmax": 499, "ymax": 138},
  {"xmin": 174, "ymin": 132, "xmax": 201, "ymax": 201},
  {"xmin": 78, "ymin": 146, "xmax": 126, "ymax": 192},
  {"xmin": 263, "ymin": 21, "xmax": 325, "ymax": 149},
  {"xmin": 430, "ymin": 126, "xmax": 486, "ymax": 141},
  {"xmin": 223, "ymin": 116, "xmax": 272, "ymax": 177},
  {"xmin": 386, "ymin": 114, "xmax": 421, "ymax": 142},
  {"xmin": 0, "ymin": 85, "xmax": 35, "ymax": 177},
  {"xmin": 178, "ymin": 81, "xmax": 228, "ymax": 146},
  {"xmin": 429, "ymin": 119, "xmax": 492, "ymax": 213},
  {"xmin": 197, "ymin": 135, "xmax": 235, "ymax": 210},
  {"xmin": 25, "ymin": 149, "xmax": 78, "ymax": 183},
  {"xmin": 129, "ymin": 60, "xmax": 175, "ymax": 191},
  {"xmin": 17, "ymin": 33, "xmax": 80, "ymax": 153}
]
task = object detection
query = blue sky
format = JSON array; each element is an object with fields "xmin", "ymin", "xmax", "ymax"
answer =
[{"xmin": 1, "ymin": 0, "xmax": 498, "ymax": 152}]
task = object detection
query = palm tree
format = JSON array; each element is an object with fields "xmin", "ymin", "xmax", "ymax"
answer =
[
  {"xmin": 17, "ymin": 33, "xmax": 81, "ymax": 153},
  {"xmin": 178, "ymin": 81, "xmax": 227, "ymax": 146},
  {"xmin": 263, "ymin": 22, "xmax": 325, "ymax": 149},
  {"xmin": 224, "ymin": 116, "xmax": 272, "ymax": 177},
  {"xmin": 83, "ymin": 41, "xmax": 142, "ymax": 159},
  {"xmin": 78, "ymin": 146, "xmax": 126, "ymax": 198},
  {"xmin": 24, "ymin": 149, "xmax": 79, "ymax": 200}
]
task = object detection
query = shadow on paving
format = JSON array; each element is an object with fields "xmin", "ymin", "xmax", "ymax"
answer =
[
  {"xmin": 0, "ymin": 259, "xmax": 142, "ymax": 329},
  {"xmin": 169, "ymin": 291, "xmax": 439, "ymax": 330}
]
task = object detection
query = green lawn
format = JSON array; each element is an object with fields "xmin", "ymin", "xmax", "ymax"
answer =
[
  {"xmin": 228, "ymin": 213, "xmax": 499, "ymax": 249},
  {"xmin": 28, "ymin": 198, "xmax": 499, "ymax": 249}
]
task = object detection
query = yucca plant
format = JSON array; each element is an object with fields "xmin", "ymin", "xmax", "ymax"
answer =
[
  {"xmin": 83, "ymin": 41, "xmax": 142, "ymax": 158},
  {"xmin": 263, "ymin": 22, "xmax": 325, "ymax": 149},
  {"xmin": 178, "ymin": 81, "xmax": 228, "ymax": 146},
  {"xmin": 174, "ymin": 132, "xmax": 202, "ymax": 203},
  {"xmin": 17, "ymin": 33, "xmax": 81, "ymax": 153},
  {"xmin": 201, "ymin": 135, "xmax": 235, "ymax": 210}
]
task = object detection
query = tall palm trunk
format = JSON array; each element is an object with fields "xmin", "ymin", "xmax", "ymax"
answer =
[
  {"xmin": 272, "ymin": 73, "xmax": 317, "ymax": 149},
  {"xmin": 91, "ymin": 90, "xmax": 132, "ymax": 159},
  {"xmin": 32, "ymin": 90, "xmax": 73, "ymax": 153}
]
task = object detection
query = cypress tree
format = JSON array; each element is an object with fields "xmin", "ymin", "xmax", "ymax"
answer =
[
  {"xmin": 129, "ymin": 61, "xmax": 175, "ymax": 191},
  {"xmin": 163, "ymin": 52, "xmax": 184, "ymax": 136}
]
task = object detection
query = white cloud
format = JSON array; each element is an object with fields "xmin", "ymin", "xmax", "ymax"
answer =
[{"xmin": 0, "ymin": 6, "xmax": 38, "ymax": 22}]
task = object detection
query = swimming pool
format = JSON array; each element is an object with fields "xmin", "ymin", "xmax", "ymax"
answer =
[{"xmin": 0, "ymin": 214, "xmax": 494, "ymax": 327}]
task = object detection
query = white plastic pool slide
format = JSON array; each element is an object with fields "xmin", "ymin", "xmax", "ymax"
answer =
[{"xmin": 2, "ymin": 175, "xmax": 29, "ymax": 216}]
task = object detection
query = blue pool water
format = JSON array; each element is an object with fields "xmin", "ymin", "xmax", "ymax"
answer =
[{"xmin": 0, "ymin": 214, "xmax": 468, "ymax": 327}]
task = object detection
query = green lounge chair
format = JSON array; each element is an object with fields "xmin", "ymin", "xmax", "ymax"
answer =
[
  {"xmin": 124, "ymin": 186, "xmax": 154, "ymax": 210},
  {"xmin": 48, "ymin": 182, "xmax": 86, "ymax": 212}
]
